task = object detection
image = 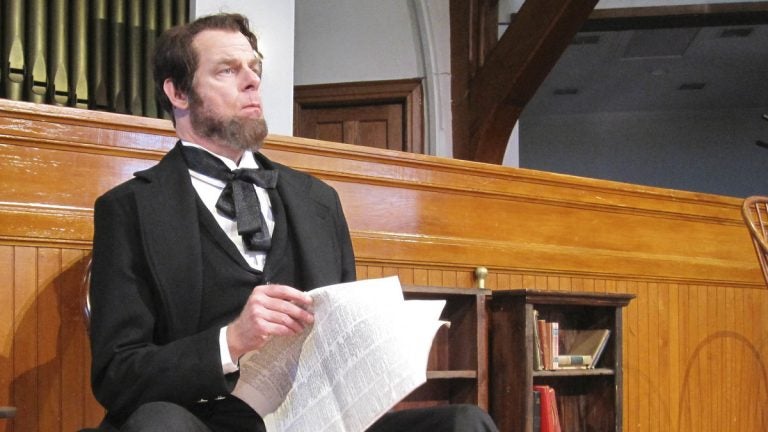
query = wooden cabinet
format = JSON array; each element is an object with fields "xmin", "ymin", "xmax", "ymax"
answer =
[
  {"xmin": 488, "ymin": 290, "xmax": 634, "ymax": 432},
  {"xmin": 395, "ymin": 285, "xmax": 490, "ymax": 411}
]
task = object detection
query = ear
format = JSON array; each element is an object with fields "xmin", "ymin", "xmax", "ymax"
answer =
[{"xmin": 163, "ymin": 79, "xmax": 189, "ymax": 110}]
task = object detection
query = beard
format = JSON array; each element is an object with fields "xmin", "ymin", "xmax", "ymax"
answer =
[{"xmin": 188, "ymin": 89, "xmax": 268, "ymax": 153}]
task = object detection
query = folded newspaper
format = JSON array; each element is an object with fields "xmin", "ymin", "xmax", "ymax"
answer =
[{"xmin": 232, "ymin": 276, "xmax": 448, "ymax": 432}]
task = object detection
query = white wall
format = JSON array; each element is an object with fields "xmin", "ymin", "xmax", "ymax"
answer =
[
  {"xmin": 190, "ymin": 0, "xmax": 296, "ymax": 135},
  {"xmin": 188, "ymin": 0, "xmax": 506, "ymax": 160},
  {"xmin": 295, "ymin": 0, "xmax": 457, "ymax": 158},
  {"xmin": 411, "ymin": 0, "xmax": 452, "ymax": 158},
  {"xmin": 294, "ymin": 0, "xmax": 422, "ymax": 85}
]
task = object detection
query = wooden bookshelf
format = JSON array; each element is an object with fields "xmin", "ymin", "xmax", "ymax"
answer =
[
  {"xmin": 488, "ymin": 290, "xmax": 634, "ymax": 432},
  {"xmin": 394, "ymin": 285, "xmax": 490, "ymax": 411}
]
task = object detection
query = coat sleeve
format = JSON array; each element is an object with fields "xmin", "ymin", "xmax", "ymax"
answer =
[
  {"xmin": 331, "ymin": 187, "xmax": 357, "ymax": 283},
  {"xmin": 89, "ymin": 186, "xmax": 234, "ymax": 423}
]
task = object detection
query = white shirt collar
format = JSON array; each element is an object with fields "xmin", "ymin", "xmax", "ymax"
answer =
[{"xmin": 180, "ymin": 141, "xmax": 260, "ymax": 170}]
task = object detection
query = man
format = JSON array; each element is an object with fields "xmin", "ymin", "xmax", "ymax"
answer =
[{"xmin": 89, "ymin": 12, "xmax": 497, "ymax": 432}]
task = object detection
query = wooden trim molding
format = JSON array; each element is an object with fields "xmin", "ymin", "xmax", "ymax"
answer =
[
  {"xmin": 0, "ymin": 99, "xmax": 761, "ymax": 285},
  {"xmin": 2, "ymin": 99, "xmax": 767, "ymax": 432},
  {"xmin": 264, "ymin": 135, "xmax": 755, "ymax": 286}
]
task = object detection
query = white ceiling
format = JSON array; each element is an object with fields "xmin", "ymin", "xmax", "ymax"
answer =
[{"xmin": 521, "ymin": 22, "xmax": 768, "ymax": 117}]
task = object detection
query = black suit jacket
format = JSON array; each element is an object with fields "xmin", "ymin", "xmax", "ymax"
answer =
[{"xmin": 89, "ymin": 143, "xmax": 356, "ymax": 423}]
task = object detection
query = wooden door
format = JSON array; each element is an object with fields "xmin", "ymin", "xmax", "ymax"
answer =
[
  {"xmin": 294, "ymin": 79, "xmax": 423, "ymax": 153},
  {"xmin": 298, "ymin": 103, "xmax": 403, "ymax": 150}
]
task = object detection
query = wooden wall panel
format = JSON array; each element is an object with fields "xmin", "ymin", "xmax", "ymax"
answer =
[
  {"xmin": 354, "ymin": 266, "xmax": 768, "ymax": 432},
  {"xmin": 0, "ymin": 245, "xmax": 99, "ymax": 431},
  {"xmin": 1, "ymin": 99, "xmax": 767, "ymax": 431},
  {"xmin": 0, "ymin": 247, "xmax": 15, "ymax": 430}
]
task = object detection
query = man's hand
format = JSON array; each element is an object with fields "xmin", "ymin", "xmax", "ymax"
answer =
[{"xmin": 227, "ymin": 284, "xmax": 314, "ymax": 361}]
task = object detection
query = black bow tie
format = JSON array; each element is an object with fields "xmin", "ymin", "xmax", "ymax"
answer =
[{"xmin": 181, "ymin": 145, "xmax": 278, "ymax": 251}]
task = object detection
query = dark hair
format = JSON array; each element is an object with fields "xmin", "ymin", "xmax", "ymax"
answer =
[{"xmin": 153, "ymin": 13, "xmax": 260, "ymax": 120}]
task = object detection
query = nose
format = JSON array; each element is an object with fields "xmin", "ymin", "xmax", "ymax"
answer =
[{"xmin": 242, "ymin": 67, "xmax": 261, "ymax": 91}]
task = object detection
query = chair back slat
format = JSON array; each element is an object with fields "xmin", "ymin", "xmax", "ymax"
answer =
[{"xmin": 741, "ymin": 196, "xmax": 768, "ymax": 287}]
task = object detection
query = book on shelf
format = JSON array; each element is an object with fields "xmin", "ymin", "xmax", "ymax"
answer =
[
  {"xmin": 532, "ymin": 310, "xmax": 543, "ymax": 370},
  {"xmin": 533, "ymin": 312, "xmax": 564, "ymax": 370},
  {"xmin": 590, "ymin": 331, "xmax": 611, "ymax": 368},
  {"xmin": 550, "ymin": 321, "xmax": 559, "ymax": 370},
  {"xmin": 556, "ymin": 354, "xmax": 593, "ymax": 368},
  {"xmin": 558, "ymin": 328, "xmax": 611, "ymax": 369},
  {"xmin": 532, "ymin": 385, "xmax": 562, "ymax": 432},
  {"xmin": 537, "ymin": 318, "xmax": 551, "ymax": 370},
  {"xmin": 532, "ymin": 388, "xmax": 541, "ymax": 432}
]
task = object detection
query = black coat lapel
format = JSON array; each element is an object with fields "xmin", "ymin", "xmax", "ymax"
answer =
[
  {"xmin": 130, "ymin": 145, "xmax": 343, "ymax": 340},
  {"xmin": 255, "ymin": 153, "xmax": 340, "ymax": 290},
  {"xmin": 134, "ymin": 142, "xmax": 203, "ymax": 339}
]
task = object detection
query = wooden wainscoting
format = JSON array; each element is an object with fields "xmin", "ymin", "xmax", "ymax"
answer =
[
  {"xmin": 0, "ymin": 100, "xmax": 176, "ymax": 430},
  {"xmin": 0, "ymin": 247, "xmax": 101, "ymax": 430},
  {"xmin": 1, "ymin": 99, "xmax": 766, "ymax": 431}
]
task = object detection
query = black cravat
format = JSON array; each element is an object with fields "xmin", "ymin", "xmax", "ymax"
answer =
[{"xmin": 181, "ymin": 145, "xmax": 278, "ymax": 251}]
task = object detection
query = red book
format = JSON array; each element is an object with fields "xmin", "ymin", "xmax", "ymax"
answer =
[{"xmin": 533, "ymin": 385, "xmax": 561, "ymax": 432}]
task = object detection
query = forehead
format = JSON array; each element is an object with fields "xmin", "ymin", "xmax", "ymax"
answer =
[{"xmin": 192, "ymin": 29, "xmax": 258, "ymax": 63}]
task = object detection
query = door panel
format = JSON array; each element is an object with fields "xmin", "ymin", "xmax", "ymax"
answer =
[
  {"xmin": 300, "ymin": 103, "xmax": 403, "ymax": 150},
  {"xmin": 294, "ymin": 79, "xmax": 423, "ymax": 153}
]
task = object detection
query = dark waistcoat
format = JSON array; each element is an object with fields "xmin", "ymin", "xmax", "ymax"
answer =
[
  {"xmin": 190, "ymin": 190, "xmax": 299, "ymax": 431},
  {"xmin": 195, "ymin": 189, "xmax": 299, "ymax": 332}
]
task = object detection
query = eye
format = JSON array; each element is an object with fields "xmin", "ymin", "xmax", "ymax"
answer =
[{"xmin": 220, "ymin": 67, "xmax": 235, "ymax": 76}]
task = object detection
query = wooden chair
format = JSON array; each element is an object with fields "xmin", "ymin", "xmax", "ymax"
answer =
[
  {"xmin": 78, "ymin": 259, "xmax": 100, "ymax": 432},
  {"xmin": 82, "ymin": 257, "xmax": 92, "ymax": 331},
  {"xmin": 741, "ymin": 196, "xmax": 768, "ymax": 286}
]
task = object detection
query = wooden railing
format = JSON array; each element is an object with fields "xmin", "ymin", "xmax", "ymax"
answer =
[{"xmin": 0, "ymin": 99, "xmax": 766, "ymax": 431}]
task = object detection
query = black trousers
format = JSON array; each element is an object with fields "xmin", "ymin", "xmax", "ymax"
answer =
[
  {"xmin": 106, "ymin": 398, "xmax": 499, "ymax": 432},
  {"xmin": 369, "ymin": 404, "xmax": 499, "ymax": 432}
]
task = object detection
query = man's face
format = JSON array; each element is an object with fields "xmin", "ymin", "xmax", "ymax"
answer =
[{"xmin": 187, "ymin": 29, "xmax": 268, "ymax": 152}]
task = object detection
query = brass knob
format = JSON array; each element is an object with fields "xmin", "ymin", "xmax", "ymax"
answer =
[{"xmin": 474, "ymin": 266, "xmax": 488, "ymax": 289}]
